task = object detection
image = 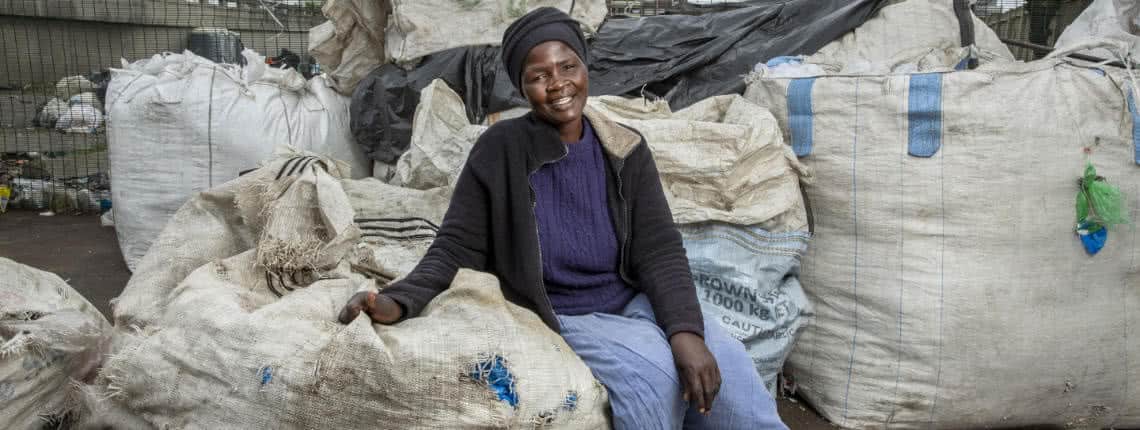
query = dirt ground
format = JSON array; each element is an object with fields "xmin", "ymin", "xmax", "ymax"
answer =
[{"xmin": 0, "ymin": 210, "xmax": 836, "ymax": 429}]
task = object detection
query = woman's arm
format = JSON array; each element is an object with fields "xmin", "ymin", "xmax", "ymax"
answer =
[
  {"xmin": 626, "ymin": 143, "xmax": 704, "ymax": 338},
  {"xmin": 339, "ymin": 152, "xmax": 491, "ymax": 324}
]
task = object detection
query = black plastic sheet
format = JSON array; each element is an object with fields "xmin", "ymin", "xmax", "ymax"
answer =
[
  {"xmin": 351, "ymin": 46, "xmax": 525, "ymax": 164},
  {"xmin": 590, "ymin": 0, "xmax": 885, "ymax": 108},
  {"xmin": 353, "ymin": 0, "xmax": 885, "ymax": 163}
]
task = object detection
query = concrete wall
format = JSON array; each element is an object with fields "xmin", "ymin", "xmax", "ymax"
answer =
[{"xmin": 0, "ymin": 0, "xmax": 324, "ymax": 86}]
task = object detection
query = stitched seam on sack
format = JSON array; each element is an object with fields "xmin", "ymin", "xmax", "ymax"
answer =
[
  {"xmin": 207, "ymin": 67, "xmax": 216, "ymax": 187},
  {"xmin": 677, "ymin": 224, "xmax": 812, "ymax": 243},
  {"xmin": 841, "ymin": 79, "xmax": 861, "ymax": 427},
  {"xmin": 1129, "ymin": 89, "xmax": 1140, "ymax": 165},
  {"xmin": 1113, "ymin": 188, "xmax": 1138, "ymax": 427},
  {"xmin": 929, "ymin": 124, "xmax": 948, "ymax": 425},
  {"xmin": 278, "ymin": 93, "xmax": 295, "ymax": 147},
  {"xmin": 681, "ymin": 233, "xmax": 806, "ymax": 257},
  {"xmin": 889, "ymin": 75, "xmax": 907, "ymax": 424},
  {"xmin": 679, "ymin": 226, "xmax": 811, "ymax": 247}
]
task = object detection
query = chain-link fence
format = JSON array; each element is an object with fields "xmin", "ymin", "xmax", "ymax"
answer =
[
  {"xmin": 0, "ymin": 0, "xmax": 324, "ymax": 212},
  {"xmin": 975, "ymin": 0, "xmax": 1093, "ymax": 60},
  {"xmin": 0, "ymin": 0, "xmax": 1095, "ymax": 213}
]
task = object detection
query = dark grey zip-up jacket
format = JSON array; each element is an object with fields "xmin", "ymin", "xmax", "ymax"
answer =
[{"xmin": 380, "ymin": 105, "xmax": 705, "ymax": 339}]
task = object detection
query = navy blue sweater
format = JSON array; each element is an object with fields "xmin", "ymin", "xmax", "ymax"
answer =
[
  {"xmin": 380, "ymin": 107, "xmax": 705, "ymax": 339},
  {"xmin": 531, "ymin": 119, "xmax": 636, "ymax": 315}
]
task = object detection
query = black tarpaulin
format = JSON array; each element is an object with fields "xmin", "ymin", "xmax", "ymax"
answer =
[
  {"xmin": 352, "ymin": 0, "xmax": 885, "ymax": 164},
  {"xmin": 590, "ymin": 0, "xmax": 885, "ymax": 108}
]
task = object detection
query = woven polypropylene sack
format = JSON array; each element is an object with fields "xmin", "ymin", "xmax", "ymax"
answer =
[
  {"xmin": 744, "ymin": 58, "xmax": 1140, "ymax": 428},
  {"xmin": 307, "ymin": 0, "xmax": 389, "ymax": 94},
  {"xmin": 392, "ymin": 80, "xmax": 487, "ymax": 190},
  {"xmin": 106, "ymin": 50, "xmax": 371, "ymax": 271},
  {"xmin": 588, "ymin": 95, "xmax": 810, "ymax": 231},
  {"xmin": 1, "ymin": 258, "xmax": 110, "ymax": 428},
  {"xmin": 96, "ymin": 156, "xmax": 608, "ymax": 428}
]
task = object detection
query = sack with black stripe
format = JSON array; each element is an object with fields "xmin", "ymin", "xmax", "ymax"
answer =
[{"xmin": 89, "ymin": 153, "xmax": 608, "ymax": 428}]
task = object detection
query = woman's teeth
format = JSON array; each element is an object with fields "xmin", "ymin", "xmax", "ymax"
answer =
[{"xmin": 552, "ymin": 96, "xmax": 573, "ymax": 106}]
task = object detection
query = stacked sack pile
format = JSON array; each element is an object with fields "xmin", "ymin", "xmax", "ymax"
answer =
[
  {"xmin": 78, "ymin": 2, "xmax": 824, "ymax": 426},
  {"xmin": 21, "ymin": 0, "xmax": 1138, "ymax": 428},
  {"xmin": 84, "ymin": 152, "xmax": 610, "ymax": 428}
]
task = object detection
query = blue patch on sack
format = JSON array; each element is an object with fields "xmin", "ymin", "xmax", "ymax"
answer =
[{"xmin": 470, "ymin": 355, "xmax": 518, "ymax": 408}]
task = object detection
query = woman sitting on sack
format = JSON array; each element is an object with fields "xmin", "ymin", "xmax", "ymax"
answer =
[{"xmin": 339, "ymin": 7, "xmax": 786, "ymax": 429}]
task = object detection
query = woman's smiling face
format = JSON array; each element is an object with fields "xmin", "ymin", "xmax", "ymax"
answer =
[{"xmin": 521, "ymin": 40, "xmax": 589, "ymax": 136}]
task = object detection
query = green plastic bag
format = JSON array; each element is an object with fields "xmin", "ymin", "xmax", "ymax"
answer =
[{"xmin": 1076, "ymin": 161, "xmax": 1130, "ymax": 231}]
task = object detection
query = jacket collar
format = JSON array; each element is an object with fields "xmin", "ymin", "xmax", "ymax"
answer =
[
  {"xmin": 584, "ymin": 105, "xmax": 642, "ymax": 159},
  {"xmin": 525, "ymin": 104, "xmax": 644, "ymax": 173}
]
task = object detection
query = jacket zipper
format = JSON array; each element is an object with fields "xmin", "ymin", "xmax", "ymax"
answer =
[
  {"xmin": 613, "ymin": 160, "xmax": 634, "ymax": 285},
  {"xmin": 530, "ymin": 148, "xmax": 568, "ymax": 324}
]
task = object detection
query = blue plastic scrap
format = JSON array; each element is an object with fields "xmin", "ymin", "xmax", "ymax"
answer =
[
  {"xmin": 766, "ymin": 56, "xmax": 804, "ymax": 67},
  {"xmin": 563, "ymin": 391, "xmax": 578, "ymax": 411},
  {"xmin": 1077, "ymin": 220, "xmax": 1108, "ymax": 255},
  {"xmin": 469, "ymin": 355, "xmax": 519, "ymax": 408},
  {"xmin": 258, "ymin": 366, "xmax": 273, "ymax": 386}
]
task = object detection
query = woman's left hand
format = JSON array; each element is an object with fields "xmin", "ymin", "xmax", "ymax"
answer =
[{"xmin": 669, "ymin": 332, "xmax": 720, "ymax": 416}]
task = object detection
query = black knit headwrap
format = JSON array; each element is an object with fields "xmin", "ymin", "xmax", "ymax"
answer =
[{"xmin": 501, "ymin": 7, "xmax": 588, "ymax": 94}]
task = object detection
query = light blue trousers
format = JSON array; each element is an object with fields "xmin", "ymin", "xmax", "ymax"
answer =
[{"xmin": 558, "ymin": 294, "xmax": 788, "ymax": 430}]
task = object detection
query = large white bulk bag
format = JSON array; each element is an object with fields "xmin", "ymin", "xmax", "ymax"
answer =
[
  {"xmin": 744, "ymin": 57, "xmax": 1140, "ymax": 427},
  {"xmin": 106, "ymin": 50, "xmax": 371, "ymax": 271},
  {"xmin": 1, "ymin": 258, "xmax": 110, "ymax": 428}
]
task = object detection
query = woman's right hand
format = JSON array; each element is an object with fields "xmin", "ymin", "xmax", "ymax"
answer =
[{"xmin": 337, "ymin": 290, "xmax": 403, "ymax": 324}]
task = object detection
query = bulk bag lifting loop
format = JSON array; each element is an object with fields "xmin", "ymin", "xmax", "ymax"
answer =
[{"xmin": 785, "ymin": 73, "xmax": 947, "ymax": 158}]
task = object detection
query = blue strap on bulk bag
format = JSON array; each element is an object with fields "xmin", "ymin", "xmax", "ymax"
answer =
[
  {"xmin": 907, "ymin": 73, "xmax": 944, "ymax": 157},
  {"xmin": 789, "ymin": 73, "xmax": 948, "ymax": 158},
  {"xmin": 787, "ymin": 78, "xmax": 817, "ymax": 157}
]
